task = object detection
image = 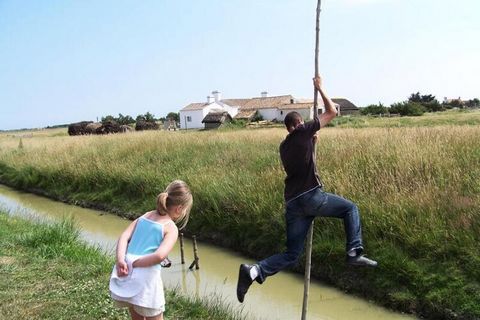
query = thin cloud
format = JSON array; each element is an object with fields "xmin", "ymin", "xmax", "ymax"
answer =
[{"xmin": 337, "ymin": 0, "xmax": 397, "ymax": 6}]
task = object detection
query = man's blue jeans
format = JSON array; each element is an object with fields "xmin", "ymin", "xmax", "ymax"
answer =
[{"xmin": 256, "ymin": 187, "xmax": 363, "ymax": 283}]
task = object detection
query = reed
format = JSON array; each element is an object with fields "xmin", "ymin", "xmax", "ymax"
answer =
[{"xmin": 0, "ymin": 111, "xmax": 479, "ymax": 319}]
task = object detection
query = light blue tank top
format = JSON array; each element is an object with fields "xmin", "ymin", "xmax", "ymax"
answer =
[{"xmin": 127, "ymin": 217, "xmax": 168, "ymax": 256}]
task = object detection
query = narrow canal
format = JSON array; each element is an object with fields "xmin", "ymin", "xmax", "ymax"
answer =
[{"xmin": 0, "ymin": 184, "xmax": 416, "ymax": 320}]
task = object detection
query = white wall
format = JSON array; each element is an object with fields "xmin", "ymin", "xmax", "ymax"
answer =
[
  {"xmin": 180, "ymin": 109, "xmax": 204, "ymax": 129},
  {"xmin": 278, "ymin": 107, "xmax": 314, "ymax": 122},
  {"xmin": 221, "ymin": 104, "xmax": 239, "ymax": 118},
  {"xmin": 258, "ymin": 108, "xmax": 279, "ymax": 121}
]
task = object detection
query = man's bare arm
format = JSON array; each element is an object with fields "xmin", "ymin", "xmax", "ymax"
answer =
[{"xmin": 313, "ymin": 76, "xmax": 337, "ymax": 128}]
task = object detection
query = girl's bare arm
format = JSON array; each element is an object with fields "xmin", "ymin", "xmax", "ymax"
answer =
[{"xmin": 116, "ymin": 219, "xmax": 138, "ymax": 263}]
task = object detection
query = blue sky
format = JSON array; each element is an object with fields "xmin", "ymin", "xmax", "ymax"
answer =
[{"xmin": 0, "ymin": 0, "xmax": 479, "ymax": 130}]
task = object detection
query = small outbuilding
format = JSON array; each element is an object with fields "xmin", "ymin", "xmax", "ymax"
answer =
[
  {"xmin": 202, "ymin": 111, "xmax": 232, "ymax": 129},
  {"xmin": 332, "ymin": 98, "xmax": 360, "ymax": 116}
]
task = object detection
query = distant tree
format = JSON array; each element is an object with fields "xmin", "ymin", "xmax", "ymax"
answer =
[
  {"xmin": 408, "ymin": 92, "xmax": 435, "ymax": 104},
  {"xmin": 424, "ymin": 100, "xmax": 444, "ymax": 112},
  {"xmin": 117, "ymin": 113, "xmax": 135, "ymax": 125},
  {"xmin": 166, "ymin": 112, "xmax": 180, "ymax": 122},
  {"xmin": 389, "ymin": 102, "xmax": 426, "ymax": 116},
  {"xmin": 101, "ymin": 115, "xmax": 116, "ymax": 123},
  {"xmin": 466, "ymin": 98, "xmax": 480, "ymax": 108},
  {"xmin": 136, "ymin": 112, "xmax": 156, "ymax": 123},
  {"xmin": 360, "ymin": 103, "xmax": 388, "ymax": 115},
  {"xmin": 144, "ymin": 112, "xmax": 155, "ymax": 122},
  {"xmin": 408, "ymin": 92, "xmax": 443, "ymax": 112}
]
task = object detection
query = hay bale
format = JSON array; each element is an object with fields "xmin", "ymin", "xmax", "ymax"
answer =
[
  {"xmin": 96, "ymin": 120, "xmax": 122, "ymax": 134},
  {"xmin": 68, "ymin": 121, "xmax": 93, "ymax": 136},
  {"xmin": 85, "ymin": 122, "xmax": 102, "ymax": 134},
  {"xmin": 135, "ymin": 120, "xmax": 159, "ymax": 131},
  {"xmin": 120, "ymin": 125, "xmax": 133, "ymax": 133}
]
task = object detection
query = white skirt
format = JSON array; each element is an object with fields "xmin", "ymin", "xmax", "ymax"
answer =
[{"xmin": 109, "ymin": 254, "xmax": 165, "ymax": 310}]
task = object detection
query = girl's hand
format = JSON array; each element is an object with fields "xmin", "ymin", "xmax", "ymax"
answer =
[{"xmin": 116, "ymin": 261, "xmax": 129, "ymax": 277}]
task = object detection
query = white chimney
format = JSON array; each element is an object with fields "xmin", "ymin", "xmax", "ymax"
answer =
[
  {"xmin": 212, "ymin": 90, "xmax": 221, "ymax": 102},
  {"xmin": 207, "ymin": 96, "xmax": 214, "ymax": 103},
  {"xmin": 261, "ymin": 91, "xmax": 268, "ymax": 98}
]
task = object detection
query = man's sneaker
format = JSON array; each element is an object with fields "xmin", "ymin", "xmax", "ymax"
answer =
[
  {"xmin": 347, "ymin": 254, "xmax": 378, "ymax": 267},
  {"xmin": 236, "ymin": 264, "xmax": 254, "ymax": 303}
]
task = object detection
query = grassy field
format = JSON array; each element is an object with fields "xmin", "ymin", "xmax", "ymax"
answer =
[
  {"xmin": 0, "ymin": 110, "xmax": 479, "ymax": 319},
  {"xmin": 328, "ymin": 109, "xmax": 480, "ymax": 128},
  {"xmin": 0, "ymin": 211, "xmax": 246, "ymax": 320}
]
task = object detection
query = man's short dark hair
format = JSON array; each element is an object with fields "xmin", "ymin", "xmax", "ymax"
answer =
[{"xmin": 284, "ymin": 111, "xmax": 303, "ymax": 130}]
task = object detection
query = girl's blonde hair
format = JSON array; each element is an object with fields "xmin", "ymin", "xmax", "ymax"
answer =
[{"xmin": 156, "ymin": 180, "xmax": 193, "ymax": 229}]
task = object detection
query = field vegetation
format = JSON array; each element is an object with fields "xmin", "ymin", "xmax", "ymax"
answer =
[
  {"xmin": 0, "ymin": 211, "xmax": 246, "ymax": 320},
  {"xmin": 0, "ymin": 110, "xmax": 479, "ymax": 319}
]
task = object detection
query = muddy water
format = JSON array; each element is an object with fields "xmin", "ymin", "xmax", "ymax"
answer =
[{"xmin": 0, "ymin": 184, "xmax": 416, "ymax": 320}]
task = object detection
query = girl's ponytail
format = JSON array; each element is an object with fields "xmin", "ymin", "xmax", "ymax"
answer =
[
  {"xmin": 155, "ymin": 180, "xmax": 193, "ymax": 229},
  {"xmin": 156, "ymin": 192, "xmax": 169, "ymax": 216}
]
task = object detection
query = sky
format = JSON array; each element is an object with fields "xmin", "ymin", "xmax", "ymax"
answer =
[{"xmin": 0, "ymin": 0, "xmax": 479, "ymax": 130}]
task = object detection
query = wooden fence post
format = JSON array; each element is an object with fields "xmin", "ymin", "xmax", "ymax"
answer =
[
  {"xmin": 188, "ymin": 235, "xmax": 200, "ymax": 270},
  {"xmin": 180, "ymin": 232, "xmax": 185, "ymax": 264}
]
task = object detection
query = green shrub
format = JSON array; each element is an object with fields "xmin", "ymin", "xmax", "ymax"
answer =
[{"xmin": 389, "ymin": 102, "xmax": 426, "ymax": 116}]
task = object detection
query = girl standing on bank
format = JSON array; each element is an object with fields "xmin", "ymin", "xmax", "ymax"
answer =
[{"xmin": 110, "ymin": 180, "xmax": 193, "ymax": 320}]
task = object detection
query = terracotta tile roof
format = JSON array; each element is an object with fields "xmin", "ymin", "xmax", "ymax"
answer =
[
  {"xmin": 242, "ymin": 95, "xmax": 294, "ymax": 110},
  {"xmin": 181, "ymin": 102, "xmax": 208, "ymax": 111},
  {"xmin": 221, "ymin": 99, "xmax": 251, "ymax": 107},
  {"xmin": 295, "ymin": 98, "xmax": 314, "ymax": 103},
  {"xmin": 278, "ymin": 102, "xmax": 313, "ymax": 110},
  {"xmin": 234, "ymin": 109, "xmax": 257, "ymax": 120},
  {"xmin": 181, "ymin": 96, "xmax": 357, "ymax": 113}
]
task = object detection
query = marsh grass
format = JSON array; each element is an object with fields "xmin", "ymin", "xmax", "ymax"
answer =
[
  {"xmin": 0, "ymin": 212, "xmax": 247, "ymax": 320},
  {"xmin": 329, "ymin": 109, "xmax": 480, "ymax": 128},
  {"xmin": 0, "ymin": 111, "xmax": 479, "ymax": 319}
]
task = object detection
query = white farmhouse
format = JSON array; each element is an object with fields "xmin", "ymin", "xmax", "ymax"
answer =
[{"xmin": 179, "ymin": 90, "xmax": 329, "ymax": 130}]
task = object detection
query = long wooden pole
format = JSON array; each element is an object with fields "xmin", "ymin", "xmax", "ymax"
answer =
[{"xmin": 301, "ymin": 1, "xmax": 322, "ymax": 319}]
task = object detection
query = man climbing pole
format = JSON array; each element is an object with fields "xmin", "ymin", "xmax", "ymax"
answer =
[{"xmin": 236, "ymin": 76, "xmax": 378, "ymax": 303}]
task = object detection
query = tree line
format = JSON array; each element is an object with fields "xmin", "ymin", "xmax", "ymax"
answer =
[
  {"xmin": 100, "ymin": 112, "xmax": 180, "ymax": 125},
  {"xmin": 361, "ymin": 93, "xmax": 480, "ymax": 116}
]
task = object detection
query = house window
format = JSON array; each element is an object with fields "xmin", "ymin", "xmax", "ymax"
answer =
[{"xmin": 187, "ymin": 116, "xmax": 192, "ymax": 122}]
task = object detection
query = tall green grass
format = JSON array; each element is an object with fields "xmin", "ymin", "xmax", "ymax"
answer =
[
  {"xmin": 0, "ymin": 114, "xmax": 479, "ymax": 319},
  {"xmin": 328, "ymin": 109, "xmax": 480, "ymax": 128}
]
